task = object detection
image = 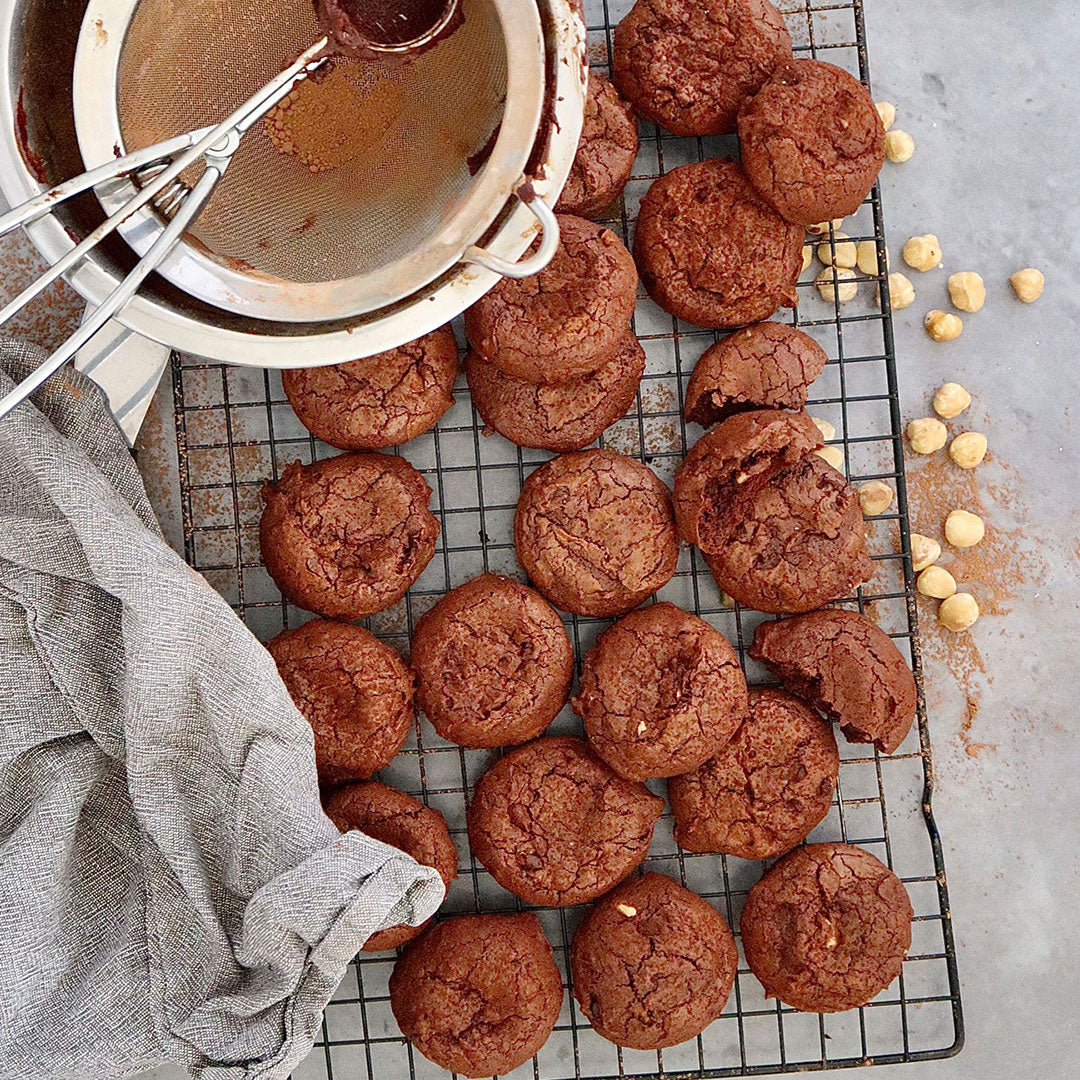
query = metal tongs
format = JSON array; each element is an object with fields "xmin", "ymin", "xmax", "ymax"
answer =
[{"xmin": 0, "ymin": 37, "xmax": 331, "ymax": 422}]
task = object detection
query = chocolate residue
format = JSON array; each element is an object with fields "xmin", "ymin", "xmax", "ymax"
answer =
[
  {"xmin": 467, "ymin": 123, "xmax": 501, "ymax": 176},
  {"xmin": 15, "ymin": 87, "xmax": 47, "ymax": 183}
]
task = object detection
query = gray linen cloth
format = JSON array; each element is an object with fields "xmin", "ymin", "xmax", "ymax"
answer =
[{"xmin": 0, "ymin": 341, "xmax": 444, "ymax": 1080}]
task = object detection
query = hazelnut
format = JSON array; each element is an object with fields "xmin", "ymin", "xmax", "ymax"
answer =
[
  {"xmin": 815, "ymin": 444, "xmax": 845, "ymax": 471},
  {"xmin": 947, "ymin": 271, "xmax": 986, "ymax": 313},
  {"xmin": 875, "ymin": 101, "xmax": 896, "ymax": 130},
  {"xmin": 917, "ymin": 565, "xmax": 957, "ymax": 599},
  {"xmin": 939, "ymin": 592, "xmax": 980, "ymax": 632},
  {"xmin": 884, "ymin": 130, "xmax": 915, "ymax": 163},
  {"xmin": 856, "ymin": 241, "xmax": 888, "ymax": 276},
  {"xmin": 818, "ymin": 232, "xmax": 858, "ymax": 268},
  {"xmin": 615, "ymin": 903, "xmax": 637, "ymax": 917},
  {"xmin": 1010, "ymin": 268, "xmax": 1044, "ymax": 303},
  {"xmin": 636, "ymin": 720, "xmax": 648, "ymax": 735},
  {"xmin": 801, "ymin": 244, "xmax": 814, "ymax": 274},
  {"xmin": 944, "ymin": 509, "xmax": 985, "ymax": 548},
  {"xmin": 882, "ymin": 272, "xmax": 915, "ymax": 310},
  {"xmin": 858, "ymin": 480, "xmax": 894, "ymax": 517},
  {"xmin": 949, "ymin": 432, "xmax": 988, "ymax": 470},
  {"xmin": 924, "ymin": 310, "xmax": 963, "ymax": 342},
  {"xmin": 906, "ymin": 417, "xmax": 948, "ymax": 454},
  {"xmin": 910, "ymin": 533, "xmax": 942, "ymax": 572},
  {"xmin": 902, "ymin": 234, "xmax": 942, "ymax": 272},
  {"xmin": 807, "ymin": 218, "xmax": 845, "ymax": 236},
  {"xmin": 811, "ymin": 416, "xmax": 836, "ymax": 441},
  {"xmin": 932, "ymin": 382, "xmax": 971, "ymax": 419},
  {"xmin": 816, "ymin": 266, "xmax": 858, "ymax": 304},
  {"xmin": 720, "ymin": 590, "xmax": 736, "ymax": 609}
]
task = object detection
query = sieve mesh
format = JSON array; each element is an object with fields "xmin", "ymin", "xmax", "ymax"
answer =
[{"xmin": 116, "ymin": 0, "xmax": 508, "ymax": 285}]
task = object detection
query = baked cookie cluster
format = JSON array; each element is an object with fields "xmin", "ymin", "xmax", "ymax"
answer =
[{"xmin": 247, "ymin": 4, "xmax": 922, "ymax": 1073}]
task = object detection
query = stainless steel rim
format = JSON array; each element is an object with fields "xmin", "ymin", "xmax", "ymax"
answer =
[
  {"xmin": 73, "ymin": 0, "xmax": 547, "ymax": 322},
  {"xmin": 0, "ymin": 0, "xmax": 586, "ymax": 366}
]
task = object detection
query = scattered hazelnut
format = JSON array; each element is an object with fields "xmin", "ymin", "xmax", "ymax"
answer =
[
  {"xmin": 801, "ymin": 244, "xmax": 814, "ymax": 274},
  {"xmin": 816, "ymin": 266, "xmax": 858, "ymax": 304},
  {"xmin": 949, "ymin": 432, "xmax": 988, "ymax": 469},
  {"xmin": 811, "ymin": 416, "xmax": 836, "ymax": 441},
  {"xmin": 875, "ymin": 101, "xmax": 896, "ymax": 130},
  {"xmin": 944, "ymin": 509, "xmax": 985, "ymax": 548},
  {"xmin": 939, "ymin": 592, "xmax": 980, "ymax": 632},
  {"xmin": 947, "ymin": 271, "xmax": 986, "ymax": 313},
  {"xmin": 906, "ymin": 417, "xmax": 948, "ymax": 454},
  {"xmin": 924, "ymin": 310, "xmax": 963, "ymax": 342},
  {"xmin": 816, "ymin": 444, "xmax": 845, "ymax": 471},
  {"xmin": 807, "ymin": 218, "xmax": 845, "ymax": 236},
  {"xmin": 1010, "ymin": 268, "xmax": 1044, "ymax": 303},
  {"xmin": 902, "ymin": 234, "xmax": 942, "ymax": 272},
  {"xmin": 932, "ymin": 382, "xmax": 971, "ymax": 419},
  {"xmin": 856, "ymin": 240, "xmax": 888, "ymax": 276},
  {"xmin": 884, "ymin": 130, "xmax": 915, "ymax": 162},
  {"xmin": 636, "ymin": 720, "xmax": 648, "ymax": 735},
  {"xmin": 917, "ymin": 565, "xmax": 957, "ymax": 599},
  {"xmin": 615, "ymin": 903, "xmax": 638, "ymax": 917},
  {"xmin": 880, "ymin": 271, "xmax": 915, "ymax": 311},
  {"xmin": 818, "ymin": 232, "xmax": 858, "ymax": 268},
  {"xmin": 910, "ymin": 533, "xmax": 942, "ymax": 572},
  {"xmin": 858, "ymin": 480, "xmax": 894, "ymax": 516}
]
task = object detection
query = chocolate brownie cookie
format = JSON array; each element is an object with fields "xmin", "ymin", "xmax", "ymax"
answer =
[
  {"xmin": 410, "ymin": 574, "xmax": 574, "ymax": 748},
  {"xmin": 750, "ymin": 609, "xmax": 917, "ymax": 754},
  {"xmin": 669, "ymin": 688, "xmax": 838, "ymax": 858},
  {"xmin": 267, "ymin": 619, "xmax": 414, "ymax": 784},
  {"xmin": 740, "ymin": 843, "xmax": 913, "ymax": 1012},
  {"xmin": 467, "ymin": 736, "xmax": 664, "ymax": 906},
  {"xmin": 281, "ymin": 328, "xmax": 458, "ymax": 451},
  {"xmin": 573, "ymin": 602, "xmax": 748, "ymax": 780},
  {"xmin": 633, "ymin": 159, "xmax": 803, "ymax": 328},
  {"xmin": 684, "ymin": 323, "xmax": 829, "ymax": 428},
  {"xmin": 739, "ymin": 59, "xmax": 886, "ymax": 226},
  {"xmin": 556, "ymin": 70, "xmax": 639, "ymax": 219},
  {"xmin": 515, "ymin": 449, "xmax": 678, "ymax": 617},
  {"xmin": 466, "ymin": 332, "xmax": 645, "ymax": 452},
  {"xmin": 259, "ymin": 451, "xmax": 439, "ymax": 619},
  {"xmin": 324, "ymin": 781, "xmax": 457, "ymax": 950},
  {"xmin": 389, "ymin": 913, "xmax": 563, "ymax": 1077},
  {"xmin": 613, "ymin": 0, "xmax": 792, "ymax": 137},
  {"xmin": 704, "ymin": 455, "xmax": 873, "ymax": 613},
  {"xmin": 464, "ymin": 214, "xmax": 638, "ymax": 383},
  {"xmin": 673, "ymin": 409, "xmax": 823, "ymax": 552},
  {"xmin": 571, "ymin": 873, "xmax": 738, "ymax": 1049}
]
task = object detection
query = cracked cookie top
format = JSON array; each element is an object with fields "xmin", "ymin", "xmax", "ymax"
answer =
[
  {"xmin": 410, "ymin": 574, "xmax": 574, "ymax": 748},
  {"xmin": 557, "ymin": 70, "xmax": 640, "ymax": 219},
  {"xmin": 704, "ymin": 453, "xmax": 873, "ymax": 613},
  {"xmin": 389, "ymin": 913, "xmax": 563, "ymax": 1077},
  {"xmin": 613, "ymin": 0, "xmax": 792, "ymax": 136},
  {"xmin": 750, "ymin": 608, "xmax": 917, "ymax": 753},
  {"xmin": 739, "ymin": 58, "xmax": 886, "ymax": 225},
  {"xmin": 281, "ymin": 328, "xmax": 458, "ymax": 451},
  {"xmin": 466, "ymin": 736, "xmax": 664, "ymax": 907},
  {"xmin": 684, "ymin": 322, "xmax": 829, "ymax": 428},
  {"xmin": 514, "ymin": 448, "xmax": 678, "ymax": 618},
  {"xmin": 324, "ymin": 780, "xmax": 457, "ymax": 951},
  {"xmin": 573, "ymin": 601, "xmax": 748, "ymax": 780},
  {"xmin": 633, "ymin": 158, "xmax": 803, "ymax": 328},
  {"xmin": 464, "ymin": 214, "xmax": 638, "ymax": 383},
  {"xmin": 259, "ymin": 451, "xmax": 439, "ymax": 619},
  {"xmin": 466, "ymin": 332, "xmax": 645, "ymax": 453},
  {"xmin": 571, "ymin": 872, "xmax": 738, "ymax": 1049},
  {"xmin": 267, "ymin": 619, "xmax": 414, "ymax": 784},
  {"xmin": 669, "ymin": 687, "xmax": 839, "ymax": 858},
  {"xmin": 740, "ymin": 842, "xmax": 912, "ymax": 1012}
]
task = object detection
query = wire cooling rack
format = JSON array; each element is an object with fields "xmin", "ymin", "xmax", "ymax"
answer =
[{"xmin": 166, "ymin": 1, "xmax": 963, "ymax": 1075}]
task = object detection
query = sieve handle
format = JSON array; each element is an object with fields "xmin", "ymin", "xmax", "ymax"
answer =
[{"xmin": 464, "ymin": 192, "xmax": 559, "ymax": 279}]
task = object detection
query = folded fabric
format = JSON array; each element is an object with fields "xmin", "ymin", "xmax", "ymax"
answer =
[{"xmin": 0, "ymin": 341, "xmax": 444, "ymax": 1080}]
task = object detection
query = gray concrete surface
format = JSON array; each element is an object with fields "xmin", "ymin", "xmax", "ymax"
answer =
[{"xmin": 6, "ymin": 0, "xmax": 1076, "ymax": 1077}]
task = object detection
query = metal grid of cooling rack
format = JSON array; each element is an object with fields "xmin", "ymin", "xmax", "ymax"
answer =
[{"xmin": 166, "ymin": 0, "xmax": 963, "ymax": 1076}]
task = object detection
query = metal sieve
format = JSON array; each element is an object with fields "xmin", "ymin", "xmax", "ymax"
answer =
[{"xmin": 73, "ymin": 0, "xmax": 553, "ymax": 322}]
